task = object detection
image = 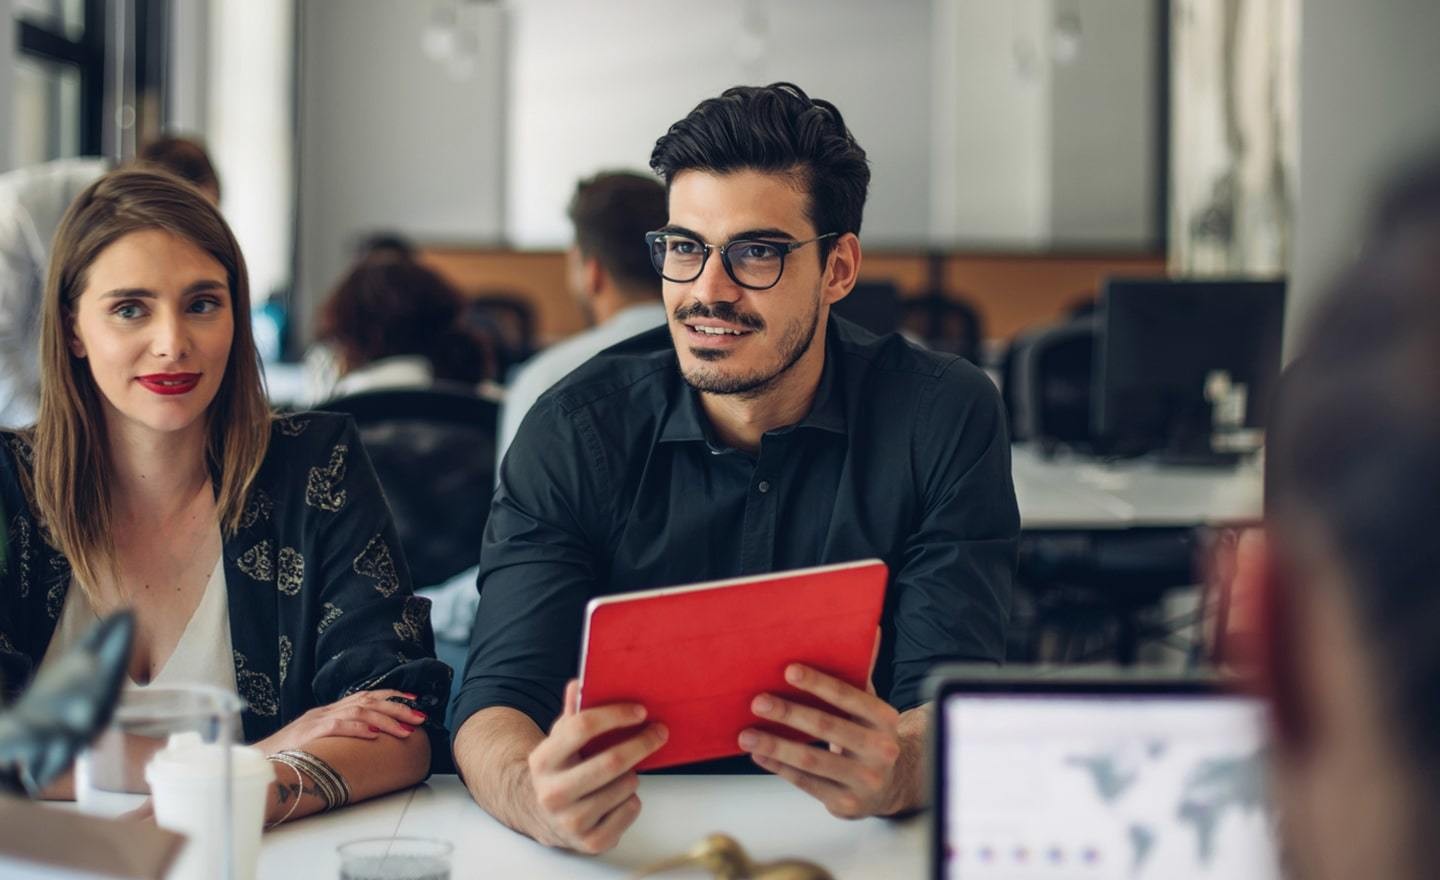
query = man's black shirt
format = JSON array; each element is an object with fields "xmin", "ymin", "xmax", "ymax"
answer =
[{"xmin": 452, "ymin": 316, "xmax": 1019, "ymax": 739}]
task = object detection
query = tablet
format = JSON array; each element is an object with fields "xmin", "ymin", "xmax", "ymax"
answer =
[
  {"xmin": 577, "ymin": 559, "xmax": 887, "ymax": 771},
  {"xmin": 929, "ymin": 668, "xmax": 1280, "ymax": 880}
]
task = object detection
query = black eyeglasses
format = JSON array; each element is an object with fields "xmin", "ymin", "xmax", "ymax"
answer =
[{"xmin": 644, "ymin": 231, "xmax": 838, "ymax": 291}]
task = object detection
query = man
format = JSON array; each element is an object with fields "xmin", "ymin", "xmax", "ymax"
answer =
[
  {"xmin": 0, "ymin": 136, "xmax": 220, "ymax": 428},
  {"xmin": 496, "ymin": 171, "xmax": 668, "ymax": 465},
  {"xmin": 452, "ymin": 83, "xmax": 1018, "ymax": 853},
  {"xmin": 1232, "ymin": 156, "xmax": 1440, "ymax": 880}
]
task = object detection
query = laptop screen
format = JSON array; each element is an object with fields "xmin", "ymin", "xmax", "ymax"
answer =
[{"xmin": 939, "ymin": 691, "xmax": 1280, "ymax": 880}]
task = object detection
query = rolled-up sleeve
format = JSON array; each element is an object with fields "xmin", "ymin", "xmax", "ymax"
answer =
[
  {"xmin": 888, "ymin": 362, "xmax": 1019, "ymax": 710},
  {"xmin": 450, "ymin": 395, "xmax": 608, "ymax": 740}
]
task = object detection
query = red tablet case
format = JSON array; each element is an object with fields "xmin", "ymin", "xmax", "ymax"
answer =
[{"xmin": 577, "ymin": 559, "xmax": 888, "ymax": 771}]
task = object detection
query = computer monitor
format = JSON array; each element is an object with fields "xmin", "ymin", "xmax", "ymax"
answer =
[
  {"xmin": 1093, "ymin": 279, "xmax": 1286, "ymax": 461},
  {"xmin": 931, "ymin": 671, "xmax": 1279, "ymax": 880}
]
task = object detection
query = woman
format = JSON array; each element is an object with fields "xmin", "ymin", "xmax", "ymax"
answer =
[
  {"xmin": 311, "ymin": 255, "xmax": 497, "ymax": 400},
  {"xmin": 0, "ymin": 169, "xmax": 449, "ymax": 825}
]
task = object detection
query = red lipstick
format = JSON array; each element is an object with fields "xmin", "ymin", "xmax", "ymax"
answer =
[{"xmin": 136, "ymin": 373, "xmax": 201, "ymax": 395}]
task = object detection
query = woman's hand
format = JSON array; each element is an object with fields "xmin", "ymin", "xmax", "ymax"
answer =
[{"xmin": 253, "ymin": 689, "xmax": 428, "ymax": 755}]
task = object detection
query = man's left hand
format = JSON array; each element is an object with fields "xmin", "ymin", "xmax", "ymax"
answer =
[{"xmin": 738, "ymin": 663, "xmax": 919, "ymax": 819}]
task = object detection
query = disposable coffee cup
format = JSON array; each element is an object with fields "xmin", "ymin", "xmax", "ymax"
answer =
[{"xmin": 145, "ymin": 733, "xmax": 275, "ymax": 880}]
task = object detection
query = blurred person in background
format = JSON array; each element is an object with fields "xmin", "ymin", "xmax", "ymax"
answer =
[
  {"xmin": 313, "ymin": 255, "xmax": 497, "ymax": 401},
  {"xmin": 1231, "ymin": 154, "xmax": 1440, "ymax": 880},
  {"xmin": 496, "ymin": 171, "xmax": 668, "ymax": 464},
  {"xmin": 0, "ymin": 169, "xmax": 450, "ymax": 825},
  {"xmin": 0, "ymin": 136, "xmax": 221, "ymax": 429}
]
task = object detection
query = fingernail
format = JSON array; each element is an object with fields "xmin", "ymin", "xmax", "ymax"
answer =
[
  {"xmin": 368, "ymin": 726, "xmax": 380, "ymax": 733},
  {"xmin": 399, "ymin": 723, "xmax": 415, "ymax": 733},
  {"xmin": 632, "ymin": 705, "xmax": 647, "ymax": 721},
  {"xmin": 413, "ymin": 710, "xmax": 428, "ymax": 721},
  {"xmin": 655, "ymin": 724, "xmax": 669, "ymax": 742},
  {"xmin": 738, "ymin": 730, "xmax": 759, "ymax": 749},
  {"xmin": 786, "ymin": 665, "xmax": 803, "ymax": 684},
  {"xmin": 753, "ymin": 695, "xmax": 775, "ymax": 714}
]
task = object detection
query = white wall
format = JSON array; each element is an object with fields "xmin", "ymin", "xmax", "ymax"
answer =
[
  {"xmin": 295, "ymin": 0, "xmax": 506, "ymax": 342},
  {"xmin": 207, "ymin": 0, "xmax": 293, "ymax": 305},
  {"xmin": 0, "ymin": 0, "xmax": 17, "ymax": 173},
  {"xmin": 167, "ymin": 0, "xmax": 208, "ymax": 134},
  {"xmin": 507, "ymin": 0, "xmax": 933, "ymax": 248},
  {"xmin": 1290, "ymin": 0, "xmax": 1440, "ymax": 348},
  {"xmin": 935, "ymin": 0, "xmax": 1156, "ymax": 249},
  {"xmin": 943, "ymin": 0, "xmax": 1052, "ymax": 246},
  {"xmin": 1047, "ymin": 0, "xmax": 1157, "ymax": 246}
]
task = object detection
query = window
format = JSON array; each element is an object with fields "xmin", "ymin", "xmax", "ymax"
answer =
[{"xmin": 13, "ymin": 0, "xmax": 104, "ymax": 163}]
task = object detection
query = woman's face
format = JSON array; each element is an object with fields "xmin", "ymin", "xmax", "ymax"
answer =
[{"xmin": 68, "ymin": 228, "xmax": 233, "ymax": 438}]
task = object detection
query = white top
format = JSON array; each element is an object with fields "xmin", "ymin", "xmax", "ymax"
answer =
[
  {"xmin": 497, "ymin": 301, "xmax": 668, "ymax": 466},
  {"xmin": 330, "ymin": 354, "xmax": 435, "ymax": 398},
  {"xmin": 39, "ymin": 555, "xmax": 238, "ymax": 694},
  {"xmin": 0, "ymin": 157, "xmax": 110, "ymax": 429}
]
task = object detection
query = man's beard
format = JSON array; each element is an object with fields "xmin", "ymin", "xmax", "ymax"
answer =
[{"xmin": 674, "ymin": 296, "xmax": 821, "ymax": 399}]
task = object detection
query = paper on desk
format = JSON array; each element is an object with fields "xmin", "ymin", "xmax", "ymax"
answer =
[{"xmin": 0, "ymin": 798, "xmax": 183, "ymax": 880}]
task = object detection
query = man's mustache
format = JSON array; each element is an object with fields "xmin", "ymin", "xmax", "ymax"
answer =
[{"xmin": 673, "ymin": 301, "xmax": 765, "ymax": 331}]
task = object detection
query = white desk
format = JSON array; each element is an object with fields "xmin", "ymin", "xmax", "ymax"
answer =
[
  {"xmin": 1011, "ymin": 444, "xmax": 1263, "ymax": 530},
  {"xmin": 260, "ymin": 774, "xmax": 927, "ymax": 879}
]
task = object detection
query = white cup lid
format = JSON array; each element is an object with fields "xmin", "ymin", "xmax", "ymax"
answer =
[{"xmin": 145, "ymin": 733, "xmax": 275, "ymax": 784}]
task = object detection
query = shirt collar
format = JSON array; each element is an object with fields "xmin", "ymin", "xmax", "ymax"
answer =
[{"xmin": 658, "ymin": 324, "xmax": 848, "ymax": 447}]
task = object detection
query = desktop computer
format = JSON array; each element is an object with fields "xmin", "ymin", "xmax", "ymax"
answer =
[{"xmin": 1092, "ymin": 278, "xmax": 1286, "ymax": 464}]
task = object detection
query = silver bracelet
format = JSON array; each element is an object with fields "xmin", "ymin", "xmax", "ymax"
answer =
[
  {"xmin": 265, "ymin": 757, "xmax": 305, "ymax": 828},
  {"xmin": 275, "ymin": 749, "xmax": 350, "ymax": 811}
]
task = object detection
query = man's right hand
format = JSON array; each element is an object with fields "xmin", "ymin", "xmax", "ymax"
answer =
[{"xmin": 525, "ymin": 679, "xmax": 668, "ymax": 854}]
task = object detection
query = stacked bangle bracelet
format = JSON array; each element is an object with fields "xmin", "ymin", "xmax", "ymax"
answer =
[{"xmin": 269, "ymin": 749, "xmax": 351, "ymax": 812}]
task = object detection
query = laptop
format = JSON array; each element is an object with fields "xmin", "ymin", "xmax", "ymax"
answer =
[{"xmin": 929, "ymin": 668, "xmax": 1280, "ymax": 880}]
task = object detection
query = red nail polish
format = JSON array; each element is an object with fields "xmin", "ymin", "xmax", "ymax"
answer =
[
  {"xmin": 368, "ymin": 726, "xmax": 380, "ymax": 733},
  {"xmin": 400, "ymin": 723, "xmax": 415, "ymax": 733}
]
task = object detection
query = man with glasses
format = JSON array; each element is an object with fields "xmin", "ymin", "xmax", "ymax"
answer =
[{"xmin": 451, "ymin": 83, "xmax": 1018, "ymax": 853}]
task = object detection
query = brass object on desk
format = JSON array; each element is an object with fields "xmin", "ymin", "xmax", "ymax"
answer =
[{"xmin": 634, "ymin": 833, "xmax": 835, "ymax": 880}]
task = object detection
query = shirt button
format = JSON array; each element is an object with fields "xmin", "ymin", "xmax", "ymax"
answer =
[{"xmin": 757, "ymin": 480, "xmax": 771, "ymax": 494}]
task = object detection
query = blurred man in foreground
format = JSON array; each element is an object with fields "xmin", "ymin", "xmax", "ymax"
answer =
[{"xmin": 1237, "ymin": 156, "xmax": 1440, "ymax": 880}]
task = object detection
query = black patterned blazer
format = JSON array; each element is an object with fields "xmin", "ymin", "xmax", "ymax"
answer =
[{"xmin": 0, "ymin": 413, "xmax": 451, "ymax": 768}]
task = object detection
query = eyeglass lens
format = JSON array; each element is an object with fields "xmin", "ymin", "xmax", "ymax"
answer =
[{"xmin": 649, "ymin": 235, "xmax": 786, "ymax": 289}]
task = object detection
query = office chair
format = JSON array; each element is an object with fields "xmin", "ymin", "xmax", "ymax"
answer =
[
  {"xmin": 1011, "ymin": 315, "xmax": 1097, "ymax": 453},
  {"xmin": 901, "ymin": 291, "xmax": 984, "ymax": 364},
  {"xmin": 320, "ymin": 385, "xmax": 498, "ymax": 590},
  {"xmin": 832, "ymin": 281, "xmax": 902, "ymax": 336},
  {"xmin": 461, "ymin": 294, "xmax": 537, "ymax": 378}
]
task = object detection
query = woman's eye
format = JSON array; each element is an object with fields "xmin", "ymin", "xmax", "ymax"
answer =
[
  {"xmin": 113, "ymin": 303, "xmax": 144, "ymax": 320},
  {"xmin": 190, "ymin": 297, "xmax": 222, "ymax": 314}
]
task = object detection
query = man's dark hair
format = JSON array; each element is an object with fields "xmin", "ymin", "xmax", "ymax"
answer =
[
  {"xmin": 567, "ymin": 171, "xmax": 666, "ymax": 295},
  {"xmin": 135, "ymin": 135, "xmax": 221, "ymax": 199},
  {"xmin": 649, "ymin": 82, "xmax": 870, "ymax": 263},
  {"xmin": 1266, "ymin": 153, "xmax": 1440, "ymax": 845}
]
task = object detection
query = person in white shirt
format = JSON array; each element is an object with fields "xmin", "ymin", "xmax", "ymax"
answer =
[
  {"xmin": 496, "ymin": 171, "xmax": 668, "ymax": 466},
  {"xmin": 0, "ymin": 138, "xmax": 222, "ymax": 429}
]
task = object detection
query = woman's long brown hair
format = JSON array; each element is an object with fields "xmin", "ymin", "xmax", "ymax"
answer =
[{"xmin": 23, "ymin": 168, "xmax": 271, "ymax": 599}]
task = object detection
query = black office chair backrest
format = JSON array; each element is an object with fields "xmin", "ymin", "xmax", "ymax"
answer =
[
  {"xmin": 901, "ymin": 291, "xmax": 984, "ymax": 364},
  {"xmin": 832, "ymin": 281, "xmax": 902, "ymax": 336},
  {"xmin": 461, "ymin": 294, "xmax": 537, "ymax": 378},
  {"xmin": 321, "ymin": 385, "xmax": 498, "ymax": 588},
  {"xmin": 1010, "ymin": 316, "xmax": 1097, "ymax": 449}
]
